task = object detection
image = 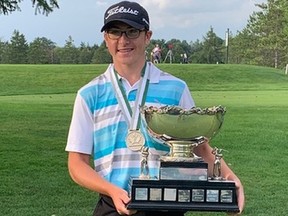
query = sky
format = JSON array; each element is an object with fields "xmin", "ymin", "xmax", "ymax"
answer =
[{"xmin": 0, "ymin": 0, "xmax": 267, "ymax": 47}]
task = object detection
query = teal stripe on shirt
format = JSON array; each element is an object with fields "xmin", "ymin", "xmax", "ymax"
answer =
[
  {"xmin": 93, "ymin": 121, "xmax": 128, "ymax": 158},
  {"xmin": 80, "ymin": 82, "xmax": 118, "ymax": 113}
]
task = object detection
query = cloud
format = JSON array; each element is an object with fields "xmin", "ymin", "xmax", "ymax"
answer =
[
  {"xmin": 0, "ymin": 0, "xmax": 266, "ymax": 46},
  {"xmin": 139, "ymin": 0, "xmax": 259, "ymax": 28},
  {"xmin": 135, "ymin": 0, "xmax": 265, "ymax": 41}
]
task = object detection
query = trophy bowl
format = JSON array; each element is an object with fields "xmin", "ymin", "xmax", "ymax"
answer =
[
  {"xmin": 141, "ymin": 105, "xmax": 226, "ymax": 160},
  {"xmin": 142, "ymin": 105, "xmax": 226, "ymax": 140}
]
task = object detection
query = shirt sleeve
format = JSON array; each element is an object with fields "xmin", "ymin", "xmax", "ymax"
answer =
[
  {"xmin": 65, "ymin": 93, "xmax": 94, "ymax": 155},
  {"xmin": 179, "ymin": 83, "xmax": 195, "ymax": 109}
]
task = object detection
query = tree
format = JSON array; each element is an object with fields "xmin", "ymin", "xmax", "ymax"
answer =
[
  {"xmin": 189, "ymin": 39, "xmax": 204, "ymax": 63},
  {"xmin": 186, "ymin": 27, "xmax": 225, "ymax": 64},
  {"xmin": 57, "ymin": 36, "xmax": 79, "ymax": 64},
  {"xmin": 228, "ymin": 29, "xmax": 258, "ymax": 65},
  {"xmin": 7, "ymin": 30, "xmax": 28, "ymax": 63},
  {"xmin": 91, "ymin": 41, "xmax": 111, "ymax": 64},
  {"xmin": 78, "ymin": 42, "xmax": 95, "ymax": 64},
  {"xmin": 0, "ymin": 39, "xmax": 6, "ymax": 63},
  {"xmin": 0, "ymin": 0, "xmax": 59, "ymax": 15},
  {"xmin": 201, "ymin": 27, "xmax": 224, "ymax": 64},
  {"xmin": 234, "ymin": 0, "xmax": 288, "ymax": 68},
  {"xmin": 28, "ymin": 37, "xmax": 56, "ymax": 64}
]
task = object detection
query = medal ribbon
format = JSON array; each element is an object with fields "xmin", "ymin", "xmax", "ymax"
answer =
[{"xmin": 111, "ymin": 62, "xmax": 150, "ymax": 130}]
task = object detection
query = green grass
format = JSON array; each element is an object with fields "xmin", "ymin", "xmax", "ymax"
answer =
[{"xmin": 0, "ymin": 64, "xmax": 288, "ymax": 216}]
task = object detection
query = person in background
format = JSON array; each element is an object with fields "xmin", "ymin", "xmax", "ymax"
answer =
[
  {"xmin": 65, "ymin": 1, "xmax": 245, "ymax": 216},
  {"xmin": 183, "ymin": 52, "xmax": 188, "ymax": 63},
  {"xmin": 151, "ymin": 44, "xmax": 161, "ymax": 63}
]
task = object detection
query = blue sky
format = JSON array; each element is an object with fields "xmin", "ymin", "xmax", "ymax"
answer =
[{"xmin": 0, "ymin": 0, "xmax": 266, "ymax": 46}]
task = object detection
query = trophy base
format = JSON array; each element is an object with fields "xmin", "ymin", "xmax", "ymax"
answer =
[
  {"xmin": 128, "ymin": 202, "xmax": 238, "ymax": 212},
  {"xmin": 127, "ymin": 178, "xmax": 239, "ymax": 213}
]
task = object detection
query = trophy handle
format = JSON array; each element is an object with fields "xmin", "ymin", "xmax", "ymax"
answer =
[
  {"xmin": 139, "ymin": 147, "xmax": 150, "ymax": 179},
  {"xmin": 211, "ymin": 147, "xmax": 227, "ymax": 180}
]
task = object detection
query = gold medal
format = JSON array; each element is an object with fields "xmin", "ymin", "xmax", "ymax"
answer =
[{"xmin": 126, "ymin": 130, "xmax": 145, "ymax": 152}]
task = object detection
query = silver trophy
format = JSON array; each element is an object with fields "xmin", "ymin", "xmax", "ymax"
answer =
[
  {"xmin": 142, "ymin": 105, "xmax": 225, "ymax": 161},
  {"xmin": 127, "ymin": 105, "xmax": 239, "ymax": 213}
]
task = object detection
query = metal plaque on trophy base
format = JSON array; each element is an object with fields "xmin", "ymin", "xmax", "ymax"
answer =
[
  {"xmin": 126, "ymin": 105, "xmax": 239, "ymax": 213},
  {"xmin": 128, "ymin": 177, "xmax": 239, "ymax": 212},
  {"xmin": 159, "ymin": 161, "xmax": 208, "ymax": 181}
]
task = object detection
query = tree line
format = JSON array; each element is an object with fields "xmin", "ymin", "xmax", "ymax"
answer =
[
  {"xmin": 1, "ymin": 0, "xmax": 288, "ymax": 68},
  {"xmin": 0, "ymin": 29, "xmax": 225, "ymax": 65}
]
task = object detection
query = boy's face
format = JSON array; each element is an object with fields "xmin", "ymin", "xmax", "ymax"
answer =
[{"xmin": 104, "ymin": 22, "xmax": 152, "ymax": 66}]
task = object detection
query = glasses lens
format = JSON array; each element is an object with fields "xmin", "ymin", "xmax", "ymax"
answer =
[
  {"xmin": 106, "ymin": 29, "xmax": 141, "ymax": 39},
  {"xmin": 126, "ymin": 29, "xmax": 140, "ymax": 39},
  {"xmin": 107, "ymin": 30, "xmax": 121, "ymax": 40}
]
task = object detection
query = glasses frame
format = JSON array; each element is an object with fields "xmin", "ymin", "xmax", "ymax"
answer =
[{"xmin": 105, "ymin": 28, "xmax": 145, "ymax": 40}]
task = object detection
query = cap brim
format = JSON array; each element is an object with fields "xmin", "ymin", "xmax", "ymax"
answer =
[{"xmin": 101, "ymin": 19, "xmax": 145, "ymax": 32}]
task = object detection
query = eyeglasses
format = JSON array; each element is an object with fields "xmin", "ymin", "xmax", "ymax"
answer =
[{"xmin": 106, "ymin": 28, "xmax": 144, "ymax": 40}]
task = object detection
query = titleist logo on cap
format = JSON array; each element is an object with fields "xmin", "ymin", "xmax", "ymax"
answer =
[
  {"xmin": 105, "ymin": 6, "xmax": 139, "ymax": 20},
  {"xmin": 100, "ymin": 1, "xmax": 150, "ymax": 32}
]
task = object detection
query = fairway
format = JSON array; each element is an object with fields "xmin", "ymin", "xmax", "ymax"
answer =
[{"xmin": 0, "ymin": 64, "xmax": 288, "ymax": 216}]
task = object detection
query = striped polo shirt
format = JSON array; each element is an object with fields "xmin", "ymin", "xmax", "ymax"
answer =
[{"xmin": 66, "ymin": 62, "xmax": 195, "ymax": 191}]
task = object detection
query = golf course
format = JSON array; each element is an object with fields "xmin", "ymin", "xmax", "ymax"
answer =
[{"xmin": 0, "ymin": 63, "xmax": 287, "ymax": 216}]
